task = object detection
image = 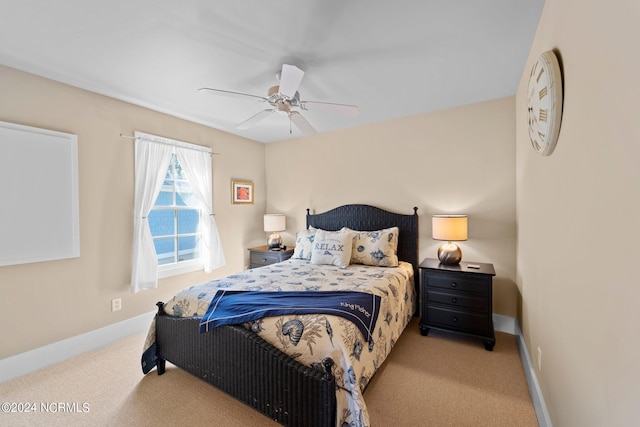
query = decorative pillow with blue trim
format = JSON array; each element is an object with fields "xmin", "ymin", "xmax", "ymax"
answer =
[
  {"xmin": 291, "ymin": 227, "xmax": 316, "ymax": 260},
  {"xmin": 346, "ymin": 227, "xmax": 399, "ymax": 267}
]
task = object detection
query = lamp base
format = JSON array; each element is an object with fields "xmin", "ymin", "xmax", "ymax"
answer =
[
  {"xmin": 437, "ymin": 242, "xmax": 462, "ymax": 265},
  {"xmin": 267, "ymin": 233, "xmax": 282, "ymax": 250}
]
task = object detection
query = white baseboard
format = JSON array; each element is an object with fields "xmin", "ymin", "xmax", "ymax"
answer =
[
  {"xmin": 0, "ymin": 311, "xmax": 155, "ymax": 383},
  {"xmin": 2, "ymin": 311, "xmax": 552, "ymax": 427},
  {"xmin": 513, "ymin": 318, "xmax": 553, "ymax": 427},
  {"xmin": 493, "ymin": 313, "xmax": 517, "ymax": 334}
]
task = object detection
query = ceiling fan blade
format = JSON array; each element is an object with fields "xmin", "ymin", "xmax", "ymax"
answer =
[
  {"xmin": 236, "ymin": 109, "xmax": 275, "ymax": 130},
  {"xmin": 199, "ymin": 87, "xmax": 267, "ymax": 102},
  {"xmin": 278, "ymin": 64, "xmax": 305, "ymax": 98},
  {"xmin": 289, "ymin": 111, "xmax": 317, "ymax": 136},
  {"xmin": 300, "ymin": 101, "xmax": 360, "ymax": 117}
]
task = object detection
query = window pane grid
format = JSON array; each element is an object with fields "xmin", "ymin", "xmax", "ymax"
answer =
[{"xmin": 149, "ymin": 154, "xmax": 201, "ymax": 267}]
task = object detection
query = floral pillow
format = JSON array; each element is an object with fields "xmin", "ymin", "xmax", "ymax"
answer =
[
  {"xmin": 310, "ymin": 229, "xmax": 354, "ymax": 268},
  {"xmin": 291, "ymin": 227, "xmax": 316, "ymax": 260},
  {"xmin": 346, "ymin": 227, "xmax": 399, "ymax": 267}
]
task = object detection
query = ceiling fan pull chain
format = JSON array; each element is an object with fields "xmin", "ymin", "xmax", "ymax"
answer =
[{"xmin": 289, "ymin": 114, "xmax": 292, "ymax": 134}]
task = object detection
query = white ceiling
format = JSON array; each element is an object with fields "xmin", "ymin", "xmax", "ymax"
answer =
[{"xmin": 0, "ymin": 0, "xmax": 544, "ymax": 143}]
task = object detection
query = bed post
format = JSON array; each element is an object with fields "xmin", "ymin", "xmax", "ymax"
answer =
[
  {"xmin": 156, "ymin": 301, "xmax": 167, "ymax": 375},
  {"xmin": 321, "ymin": 358, "xmax": 334, "ymax": 381},
  {"xmin": 413, "ymin": 206, "xmax": 420, "ymax": 316}
]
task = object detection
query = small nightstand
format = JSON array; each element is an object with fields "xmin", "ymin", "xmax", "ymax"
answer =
[
  {"xmin": 248, "ymin": 245, "xmax": 294, "ymax": 269},
  {"xmin": 419, "ymin": 258, "xmax": 496, "ymax": 351}
]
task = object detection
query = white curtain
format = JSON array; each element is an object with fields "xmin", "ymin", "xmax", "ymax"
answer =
[
  {"xmin": 130, "ymin": 139, "xmax": 174, "ymax": 293},
  {"xmin": 176, "ymin": 148, "xmax": 225, "ymax": 272}
]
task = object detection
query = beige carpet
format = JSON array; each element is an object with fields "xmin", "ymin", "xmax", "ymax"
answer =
[
  {"xmin": 0, "ymin": 318, "xmax": 537, "ymax": 426},
  {"xmin": 365, "ymin": 319, "xmax": 538, "ymax": 426}
]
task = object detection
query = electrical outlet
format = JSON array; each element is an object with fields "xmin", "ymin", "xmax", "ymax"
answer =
[
  {"xmin": 537, "ymin": 346, "xmax": 542, "ymax": 371},
  {"xmin": 111, "ymin": 298, "xmax": 122, "ymax": 312}
]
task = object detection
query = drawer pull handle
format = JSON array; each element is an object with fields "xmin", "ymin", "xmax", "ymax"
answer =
[
  {"xmin": 451, "ymin": 282, "xmax": 457, "ymax": 287},
  {"xmin": 452, "ymin": 317, "xmax": 458, "ymax": 323},
  {"xmin": 451, "ymin": 298, "xmax": 457, "ymax": 304}
]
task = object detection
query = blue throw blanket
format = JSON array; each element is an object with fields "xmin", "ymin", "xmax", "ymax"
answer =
[{"xmin": 200, "ymin": 290, "xmax": 381, "ymax": 342}]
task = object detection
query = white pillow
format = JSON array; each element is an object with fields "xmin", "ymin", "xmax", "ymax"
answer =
[
  {"xmin": 347, "ymin": 227, "xmax": 399, "ymax": 267},
  {"xmin": 291, "ymin": 227, "xmax": 316, "ymax": 260},
  {"xmin": 310, "ymin": 229, "xmax": 353, "ymax": 268}
]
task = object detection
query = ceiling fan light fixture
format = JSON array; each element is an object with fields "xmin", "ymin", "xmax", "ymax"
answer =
[
  {"xmin": 276, "ymin": 103, "xmax": 290, "ymax": 113},
  {"xmin": 268, "ymin": 85, "xmax": 280, "ymax": 97}
]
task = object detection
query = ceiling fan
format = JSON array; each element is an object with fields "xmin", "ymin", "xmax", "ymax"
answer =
[{"xmin": 199, "ymin": 64, "xmax": 359, "ymax": 136}]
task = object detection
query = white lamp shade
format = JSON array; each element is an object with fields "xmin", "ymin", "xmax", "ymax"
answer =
[
  {"xmin": 432, "ymin": 215, "xmax": 468, "ymax": 241},
  {"xmin": 264, "ymin": 214, "xmax": 286, "ymax": 232}
]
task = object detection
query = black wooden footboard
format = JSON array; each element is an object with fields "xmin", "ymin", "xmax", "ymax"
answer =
[{"xmin": 154, "ymin": 302, "xmax": 336, "ymax": 427}]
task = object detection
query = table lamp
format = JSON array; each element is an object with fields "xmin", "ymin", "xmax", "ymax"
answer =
[
  {"xmin": 432, "ymin": 215, "xmax": 468, "ymax": 265},
  {"xmin": 264, "ymin": 214, "xmax": 286, "ymax": 250}
]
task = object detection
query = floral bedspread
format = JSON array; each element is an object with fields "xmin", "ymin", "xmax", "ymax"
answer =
[{"xmin": 142, "ymin": 259, "xmax": 415, "ymax": 427}]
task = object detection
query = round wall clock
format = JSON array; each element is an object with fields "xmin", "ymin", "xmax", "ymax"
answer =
[{"xmin": 527, "ymin": 50, "xmax": 563, "ymax": 156}]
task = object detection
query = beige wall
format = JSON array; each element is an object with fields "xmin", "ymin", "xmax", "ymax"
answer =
[
  {"xmin": 265, "ymin": 97, "xmax": 518, "ymax": 318},
  {"xmin": 0, "ymin": 65, "xmax": 267, "ymax": 359},
  {"xmin": 516, "ymin": 0, "xmax": 640, "ymax": 425},
  {"xmin": 1, "ymin": 64, "xmax": 519, "ymax": 361}
]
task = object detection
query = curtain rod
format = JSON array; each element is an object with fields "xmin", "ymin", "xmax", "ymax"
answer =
[{"xmin": 120, "ymin": 133, "xmax": 220, "ymax": 156}]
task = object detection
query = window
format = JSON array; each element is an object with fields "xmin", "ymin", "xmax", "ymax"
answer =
[
  {"xmin": 131, "ymin": 131, "xmax": 225, "ymax": 292},
  {"xmin": 149, "ymin": 154, "xmax": 201, "ymax": 276}
]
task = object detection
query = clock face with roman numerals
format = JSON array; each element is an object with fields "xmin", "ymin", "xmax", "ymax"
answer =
[{"xmin": 527, "ymin": 50, "xmax": 563, "ymax": 156}]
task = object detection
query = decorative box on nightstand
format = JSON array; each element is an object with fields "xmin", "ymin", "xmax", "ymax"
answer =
[
  {"xmin": 419, "ymin": 258, "xmax": 496, "ymax": 351},
  {"xmin": 248, "ymin": 245, "xmax": 294, "ymax": 269}
]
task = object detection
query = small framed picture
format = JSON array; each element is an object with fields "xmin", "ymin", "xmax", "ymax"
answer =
[{"xmin": 231, "ymin": 180, "xmax": 254, "ymax": 204}]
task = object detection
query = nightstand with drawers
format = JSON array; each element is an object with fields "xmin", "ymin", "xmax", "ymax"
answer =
[
  {"xmin": 248, "ymin": 245, "xmax": 294, "ymax": 269},
  {"xmin": 419, "ymin": 258, "xmax": 496, "ymax": 351}
]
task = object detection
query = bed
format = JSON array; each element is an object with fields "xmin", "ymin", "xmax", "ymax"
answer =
[{"xmin": 142, "ymin": 204, "xmax": 419, "ymax": 427}]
